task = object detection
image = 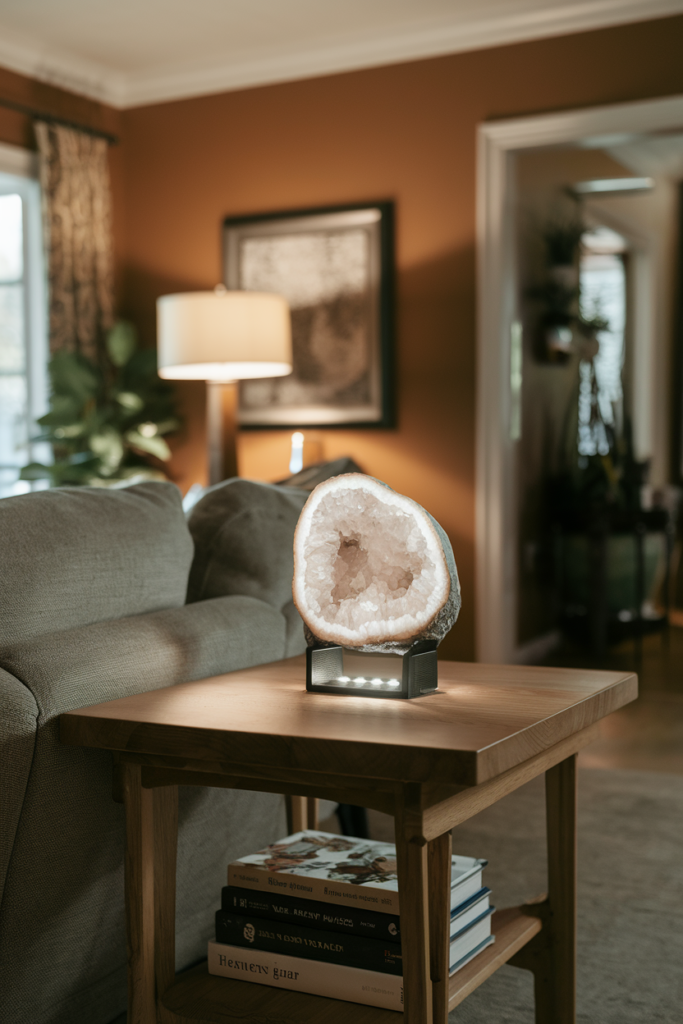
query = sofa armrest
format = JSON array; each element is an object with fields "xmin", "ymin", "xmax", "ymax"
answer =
[
  {"xmin": 0, "ymin": 668, "xmax": 38, "ymax": 911},
  {"xmin": 0, "ymin": 595, "xmax": 287, "ymax": 722}
]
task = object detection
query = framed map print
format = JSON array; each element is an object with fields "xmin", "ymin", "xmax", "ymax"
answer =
[{"xmin": 223, "ymin": 202, "xmax": 394, "ymax": 427}]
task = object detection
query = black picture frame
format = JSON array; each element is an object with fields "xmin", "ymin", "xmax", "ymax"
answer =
[{"xmin": 223, "ymin": 201, "xmax": 395, "ymax": 428}]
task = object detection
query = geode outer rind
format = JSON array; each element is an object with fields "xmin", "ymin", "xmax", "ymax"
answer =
[{"xmin": 293, "ymin": 473, "xmax": 461, "ymax": 654}]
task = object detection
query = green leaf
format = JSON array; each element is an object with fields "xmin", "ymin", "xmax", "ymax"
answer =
[
  {"xmin": 90, "ymin": 428, "xmax": 125, "ymax": 473},
  {"xmin": 125, "ymin": 429, "xmax": 172, "ymax": 461},
  {"xmin": 19, "ymin": 462, "xmax": 52, "ymax": 481},
  {"xmin": 123, "ymin": 349, "xmax": 157, "ymax": 385},
  {"xmin": 49, "ymin": 351, "xmax": 99, "ymax": 403},
  {"xmin": 116, "ymin": 390, "xmax": 145, "ymax": 413},
  {"xmin": 38, "ymin": 394, "xmax": 82, "ymax": 427},
  {"xmin": 153, "ymin": 417, "xmax": 181, "ymax": 436},
  {"xmin": 54, "ymin": 423, "xmax": 86, "ymax": 439},
  {"xmin": 106, "ymin": 321, "xmax": 137, "ymax": 367}
]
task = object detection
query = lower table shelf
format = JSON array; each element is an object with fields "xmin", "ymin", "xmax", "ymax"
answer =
[
  {"xmin": 158, "ymin": 907, "xmax": 542, "ymax": 1023},
  {"xmin": 447, "ymin": 905, "xmax": 542, "ymax": 1011}
]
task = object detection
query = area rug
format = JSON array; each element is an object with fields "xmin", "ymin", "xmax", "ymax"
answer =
[{"xmin": 370, "ymin": 767, "xmax": 683, "ymax": 1024}]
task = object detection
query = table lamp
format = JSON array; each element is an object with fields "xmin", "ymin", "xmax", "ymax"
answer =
[{"xmin": 157, "ymin": 288, "xmax": 292, "ymax": 484}]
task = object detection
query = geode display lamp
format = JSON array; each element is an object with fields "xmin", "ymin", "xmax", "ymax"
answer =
[
  {"xmin": 157, "ymin": 289, "xmax": 292, "ymax": 484},
  {"xmin": 293, "ymin": 474, "xmax": 461, "ymax": 699}
]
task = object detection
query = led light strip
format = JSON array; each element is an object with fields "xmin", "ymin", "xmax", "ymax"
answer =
[{"xmin": 329, "ymin": 676, "xmax": 401, "ymax": 688}]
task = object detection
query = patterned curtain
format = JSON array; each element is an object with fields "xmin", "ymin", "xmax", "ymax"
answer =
[{"xmin": 34, "ymin": 121, "xmax": 114, "ymax": 359}]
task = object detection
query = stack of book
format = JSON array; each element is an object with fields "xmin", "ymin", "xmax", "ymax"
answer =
[{"xmin": 208, "ymin": 830, "xmax": 494, "ymax": 1011}]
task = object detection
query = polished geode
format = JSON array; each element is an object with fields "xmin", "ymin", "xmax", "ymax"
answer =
[{"xmin": 292, "ymin": 473, "xmax": 461, "ymax": 654}]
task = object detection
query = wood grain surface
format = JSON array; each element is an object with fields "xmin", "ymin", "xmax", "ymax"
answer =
[
  {"xmin": 154, "ymin": 904, "xmax": 543, "ymax": 1022},
  {"xmin": 60, "ymin": 656, "xmax": 636, "ymax": 786},
  {"xmin": 157, "ymin": 960, "xmax": 401, "ymax": 1023}
]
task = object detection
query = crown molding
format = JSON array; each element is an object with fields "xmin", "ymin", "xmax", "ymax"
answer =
[
  {"xmin": 0, "ymin": 28, "xmax": 124, "ymax": 106},
  {"xmin": 0, "ymin": 0, "xmax": 681, "ymax": 110}
]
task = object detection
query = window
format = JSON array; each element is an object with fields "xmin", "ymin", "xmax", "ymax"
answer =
[
  {"xmin": 0, "ymin": 146, "xmax": 48, "ymax": 498},
  {"xmin": 578, "ymin": 227, "xmax": 628, "ymax": 457}
]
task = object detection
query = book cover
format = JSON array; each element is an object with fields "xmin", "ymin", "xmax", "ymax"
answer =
[
  {"xmin": 215, "ymin": 909, "xmax": 403, "ymax": 975},
  {"xmin": 208, "ymin": 940, "xmax": 404, "ymax": 1012},
  {"xmin": 450, "ymin": 888, "xmax": 492, "ymax": 940},
  {"xmin": 449, "ymin": 935, "xmax": 496, "ymax": 976},
  {"xmin": 448, "ymin": 914, "xmax": 494, "ymax": 972},
  {"xmin": 228, "ymin": 830, "xmax": 486, "ymax": 915},
  {"xmin": 222, "ymin": 885, "xmax": 402, "ymax": 940}
]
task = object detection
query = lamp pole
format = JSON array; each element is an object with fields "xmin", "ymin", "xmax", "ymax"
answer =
[{"xmin": 207, "ymin": 380, "xmax": 238, "ymax": 485}]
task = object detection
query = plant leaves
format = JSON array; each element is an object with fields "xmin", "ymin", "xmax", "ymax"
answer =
[
  {"xmin": 116, "ymin": 390, "xmax": 145, "ymax": 412},
  {"xmin": 38, "ymin": 394, "xmax": 83, "ymax": 427},
  {"xmin": 90, "ymin": 428, "xmax": 125, "ymax": 472},
  {"xmin": 20, "ymin": 330, "xmax": 181, "ymax": 486},
  {"xmin": 125, "ymin": 429, "xmax": 172, "ymax": 461},
  {"xmin": 19, "ymin": 462, "xmax": 52, "ymax": 481},
  {"xmin": 106, "ymin": 321, "xmax": 137, "ymax": 367},
  {"xmin": 49, "ymin": 351, "xmax": 100, "ymax": 403}
]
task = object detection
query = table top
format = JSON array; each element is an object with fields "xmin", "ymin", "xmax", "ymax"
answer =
[{"xmin": 60, "ymin": 655, "xmax": 637, "ymax": 786}]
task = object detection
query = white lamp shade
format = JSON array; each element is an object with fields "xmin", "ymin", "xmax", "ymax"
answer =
[{"xmin": 156, "ymin": 291, "xmax": 292, "ymax": 381}]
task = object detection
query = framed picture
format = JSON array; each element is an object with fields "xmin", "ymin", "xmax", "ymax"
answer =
[{"xmin": 223, "ymin": 202, "xmax": 394, "ymax": 428}]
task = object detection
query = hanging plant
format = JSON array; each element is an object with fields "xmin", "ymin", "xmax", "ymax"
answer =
[
  {"xmin": 20, "ymin": 322, "xmax": 181, "ymax": 486},
  {"xmin": 541, "ymin": 217, "xmax": 585, "ymax": 267}
]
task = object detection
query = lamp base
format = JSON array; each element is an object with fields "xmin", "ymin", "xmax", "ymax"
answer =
[
  {"xmin": 207, "ymin": 380, "xmax": 238, "ymax": 485},
  {"xmin": 306, "ymin": 641, "xmax": 438, "ymax": 699}
]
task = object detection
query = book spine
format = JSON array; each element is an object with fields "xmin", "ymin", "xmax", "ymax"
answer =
[
  {"xmin": 228, "ymin": 863, "xmax": 401, "ymax": 913},
  {"xmin": 215, "ymin": 910, "xmax": 403, "ymax": 976},
  {"xmin": 208, "ymin": 941, "xmax": 404, "ymax": 1012},
  {"xmin": 222, "ymin": 886, "xmax": 402, "ymax": 940}
]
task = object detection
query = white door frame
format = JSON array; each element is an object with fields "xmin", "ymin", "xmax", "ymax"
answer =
[{"xmin": 475, "ymin": 93, "xmax": 683, "ymax": 664}]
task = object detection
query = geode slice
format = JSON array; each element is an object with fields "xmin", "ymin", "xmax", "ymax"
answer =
[{"xmin": 292, "ymin": 473, "xmax": 461, "ymax": 654}]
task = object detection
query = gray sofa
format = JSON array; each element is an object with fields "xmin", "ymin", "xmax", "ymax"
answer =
[{"xmin": 0, "ymin": 478, "xmax": 308, "ymax": 1024}]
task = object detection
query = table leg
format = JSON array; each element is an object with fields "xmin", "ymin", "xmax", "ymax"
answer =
[
  {"xmin": 286, "ymin": 795, "xmax": 307, "ymax": 833},
  {"xmin": 429, "ymin": 831, "xmax": 453, "ymax": 1023},
  {"xmin": 306, "ymin": 796, "xmax": 319, "ymax": 829},
  {"xmin": 536, "ymin": 754, "xmax": 577, "ymax": 1023},
  {"xmin": 153, "ymin": 785, "xmax": 178, "ymax": 999},
  {"xmin": 122, "ymin": 763, "xmax": 156, "ymax": 1024},
  {"xmin": 396, "ymin": 795, "xmax": 433, "ymax": 1024}
]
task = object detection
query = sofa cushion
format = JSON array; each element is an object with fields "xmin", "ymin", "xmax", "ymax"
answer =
[
  {"xmin": 0, "ymin": 594, "xmax": 287, "ymax": 1024},
  {"xmin": 186, "ymin": 478, "xmax": 308, "ymax": 615},
  {"xmin": 0, "ymin": 481, "xmax": 194, "ymax": 647}
]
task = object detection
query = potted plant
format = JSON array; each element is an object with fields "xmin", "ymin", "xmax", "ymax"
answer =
[
  {"xmin": 548, "ymin": 357, "xmax": 666, "ymax": 645},
  {"xmin": 526, "ymin": 216, "xmax": 585, "ymax": 361},
  {"xmin": 21, "ymin": 322, "xmax": 180, "ymax": 487}
]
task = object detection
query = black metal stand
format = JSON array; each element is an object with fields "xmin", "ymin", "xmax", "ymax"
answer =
[{"xmin": 305, "ymin": 640, "xmax": 438, "ymax": 699}]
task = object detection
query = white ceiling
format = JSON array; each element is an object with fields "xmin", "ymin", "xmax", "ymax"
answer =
[{"xmin": 0, "ymin": 0, "xmax": 681, "ymax": 109}]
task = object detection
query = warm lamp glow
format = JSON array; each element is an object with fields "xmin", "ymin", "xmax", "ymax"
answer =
[
  {"xmin": 156, "ymin": 289, "xmax": 291, "ymax": 486},
  {"xmin": 289, "ymin": 432, "xmax": 305, "ymax": 474},
  {"xmin": 156, "ymin": 290, "xmax": 292, "ymax": 382}
]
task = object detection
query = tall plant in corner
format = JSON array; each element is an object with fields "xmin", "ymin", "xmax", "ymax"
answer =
[{"xmin": 21, "ymin": 322, "xmax": 180, "ymax": 486}]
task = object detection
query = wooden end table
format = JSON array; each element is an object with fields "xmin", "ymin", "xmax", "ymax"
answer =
[{"xmin": 60, "ymin": 656, "xmax": 636, "ymax": 1024}]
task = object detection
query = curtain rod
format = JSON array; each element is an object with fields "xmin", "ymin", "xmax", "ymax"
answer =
[{"xmin": 0, "ymin": 97, "xmax": 119, "ymax": 145}]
